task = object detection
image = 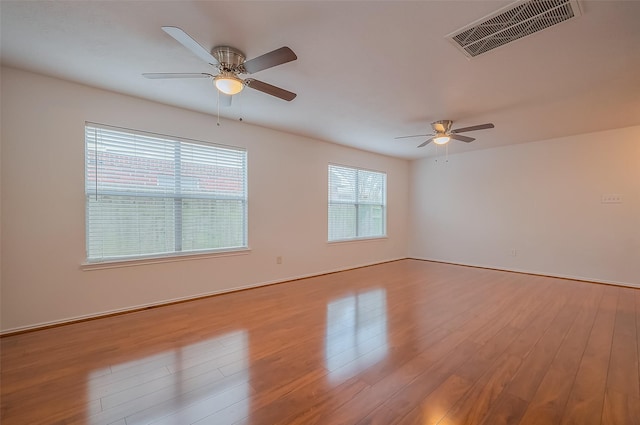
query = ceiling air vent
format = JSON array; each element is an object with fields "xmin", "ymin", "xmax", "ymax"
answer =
[{"xmin": 447, "ymin": 0, "xmax": 582, "ymax": 58}]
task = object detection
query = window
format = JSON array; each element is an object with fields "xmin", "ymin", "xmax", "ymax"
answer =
[
  {"xmin": 328, "ymin": 164, "xmax": 386, "ymax": 241},
  {"xmin": 85, "ymin": 123, "xmax": 247, "ymax": 263}
]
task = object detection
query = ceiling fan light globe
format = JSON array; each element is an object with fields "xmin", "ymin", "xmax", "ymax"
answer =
[
  {"xmin": 214, "ymin": 75, "xmax": 244, "ymax": 95},
  {"xmin": 433, "ymin": 135, "xmax": 450, "ymax": 145}
]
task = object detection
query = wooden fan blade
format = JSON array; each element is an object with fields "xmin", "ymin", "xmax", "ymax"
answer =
[
  {"xmin": 394, "ymin": 134, "xmax": 432, "ymax": 140},
  {"xmin": 450, "ymin": 134, "xmax": 475, "ymax": 143},
  {"xmin": 243, "ymin": 47, "xmax": 297, "ymax": 74},
  {"xmin": 143, "ymin": 73, "xmax": 213, "ymax": 79},
  {"xmin": 245, "ymin": 78, "xmax": 296, "ymax": 101},
  {"xmin": 161, "ymin": 26, "xmax": 219, "ymax": 65},
  {"xmin": 418, "ymin": 137, "xmax": 435, "ymax": 148},
  {"xmin": 451, "ymin": 123, "xmax": 494, "ymax": 133}
]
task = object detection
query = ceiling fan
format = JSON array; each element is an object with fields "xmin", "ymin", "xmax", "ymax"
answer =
[
  {"xmin": 396, "ymin": 120, "xmax": 495, "ymax": 147},
  {"xmin": 143, "ymin": 26, "xmax": 297, "ymax": 102}
]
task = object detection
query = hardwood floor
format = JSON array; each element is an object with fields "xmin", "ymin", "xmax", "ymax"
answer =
[{"xmin": 1, "ymin": 259, "xmax": 639, "ymax": 425}]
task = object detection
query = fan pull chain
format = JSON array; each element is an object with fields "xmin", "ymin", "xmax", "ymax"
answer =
[
  {"xmin": 446, "ymin": 143, "xmax": 449, "ymax": 163},
  {"xmin": 216, "ymin": 90, "xmax": 221, "ymax": 126}
]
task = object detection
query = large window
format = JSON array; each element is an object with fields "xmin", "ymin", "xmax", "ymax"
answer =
[
  {"xmin": 85, "ymin": 123, "xmax": 247, "ymax": 263},
  {"xmin": 328, "ymin": 164, "xmax": 386, "ymax": 241}
]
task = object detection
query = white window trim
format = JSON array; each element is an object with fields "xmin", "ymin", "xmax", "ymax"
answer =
[
  {"xmin": 81, "ymin": 248, "xmax": 251, "ymax": 271},
  {"xmin": 327, "ymin": 236, "xmax": 388, "ymax": 245}
]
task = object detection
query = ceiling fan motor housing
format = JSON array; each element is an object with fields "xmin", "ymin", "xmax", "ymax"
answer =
[
  {"xmin": 211, "ymin": 46, "xmax": 246, "ymax": 73},
  {"xmin": 432, "ymin": 120, "xmax": 453, "ymax": 134}
]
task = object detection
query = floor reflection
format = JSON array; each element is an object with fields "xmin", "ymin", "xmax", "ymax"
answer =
[
  {"xmin": 325, "ymin": 288, "xmax": 389, "ymax": 382},
  {"xmin": 87, "ymin": 330, "xmax": 249, "ymax": 425}
]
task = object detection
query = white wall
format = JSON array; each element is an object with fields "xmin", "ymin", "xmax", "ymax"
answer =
[
  {"xmin": 0, "ymin": 67, "xmax": 410, "ymax": 332},
  {"xmin": 4, "ymin": 66, "xmax": 637, "ymax": 333},
  {"xmin": 409, "ymin": 126, "xmax": 640, "ymax": 286}
]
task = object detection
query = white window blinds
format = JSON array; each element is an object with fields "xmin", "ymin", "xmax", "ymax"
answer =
[
  {"xmin": 328, "ymin": 164, "xmax": 386, "ymax": 241},
  {"xmin": 85, "ymin": 123, "xmax": 247, "ymax": 262}
]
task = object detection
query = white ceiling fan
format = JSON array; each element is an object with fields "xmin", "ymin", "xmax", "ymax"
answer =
[
  {"xmin": 396, "ymin": 120, "xmax": 495, "ymax": 147},
  {"xmin": 143, "ymin": 26, "xmax": 298, "ymax": 102}
]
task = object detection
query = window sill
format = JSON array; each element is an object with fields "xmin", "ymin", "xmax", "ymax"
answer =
[
  {"xmin": 81, "ymin": 248, "xmax": 251, "ymax": 271},
  {"xmin": 328, "ymin": 236, "xmax": 388, "ymax": 245}
]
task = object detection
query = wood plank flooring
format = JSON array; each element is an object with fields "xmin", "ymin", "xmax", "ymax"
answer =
[{"xmin": 1, "ymin": 259, "xmax": 639, "ymax": 424}]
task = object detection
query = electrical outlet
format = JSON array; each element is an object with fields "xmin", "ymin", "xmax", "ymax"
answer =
[
  {"xmin": 601, "ymin": 194, "xmax": 623, "ymax": 204},
  {"xmin": 276, "ymin": 256, "xmax": 282, "ymax": 264},
  {"xmin": 511, "ymin": 249, "xmax": 517, "ymax": 257}
]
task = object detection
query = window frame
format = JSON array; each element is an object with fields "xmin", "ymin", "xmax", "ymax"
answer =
[
  {"xmin": 84, "ymin": 122, "xmax": 248, "ymax": 265},
  {"xmin": 327, "ymin": 163, "xmax": 387, "ymax": 243}
]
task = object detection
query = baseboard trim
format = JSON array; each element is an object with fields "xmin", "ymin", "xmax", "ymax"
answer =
[
  {"xmin": 409, "ymin": 257, "xmax": 640, "ymax": 289},
  {"xmin": 0, "ymin": 258, "xmax": 405, "ymax": 337}
]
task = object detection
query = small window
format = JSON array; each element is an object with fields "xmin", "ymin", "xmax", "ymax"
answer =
[
  {"xmin": 85, "ymin": 123, "xmax": 247, "ymax": 262},
  {"xmin": 328, "ymin": 164, "xmax": 386, "ymax": 242}
]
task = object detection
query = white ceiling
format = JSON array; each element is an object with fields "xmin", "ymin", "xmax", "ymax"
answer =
[{"xmin": 1, "ymin": 1, "xmax": 639, "ymax": 159}]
